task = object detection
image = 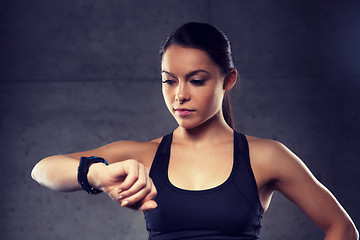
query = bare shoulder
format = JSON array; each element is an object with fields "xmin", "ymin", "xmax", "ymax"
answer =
[
  {"xmin": 246, "ymin": 134, "xmax": 314, "ymax": 187},
  {"xmin": 245, "ymin": 135, "xmax": 302, "ymax": 183},
  {"xmin": 245, "ymin": 135, "xmax": 286, "ymax": 163},
  {"xmin": 245, "ymin": 135, "xmax": 283, "ymax": 153}
]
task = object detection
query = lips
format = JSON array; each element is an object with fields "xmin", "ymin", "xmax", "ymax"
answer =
[{"xmin": 174, "ymin": 108, "xmax": 195, "ymax": 117}]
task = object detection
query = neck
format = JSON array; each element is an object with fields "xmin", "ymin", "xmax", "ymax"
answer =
[{"xmin": 174, "ymin": 112, "xmax": 234, "ymax": 148}]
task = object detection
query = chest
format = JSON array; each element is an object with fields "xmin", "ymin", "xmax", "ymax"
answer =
[
  {"xmin": 167, "ymin": 143, "xmax": 233, "ymax": 190},
  {"xmin": 146, "ymin": 184, "xmax": 261, "ymax": 238},
  {"xmin": 145, "ymin": 136, "xmax": 263, "ymax": 238}
]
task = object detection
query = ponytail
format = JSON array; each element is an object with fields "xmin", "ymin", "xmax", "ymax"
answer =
[{"xmin": 222, "ymin": 91, "xmax": 234, "ymax": 129}]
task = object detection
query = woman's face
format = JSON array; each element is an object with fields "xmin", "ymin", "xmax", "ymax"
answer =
[{"xmin": 161, "ymin": 45, "xmax": 226, "ymax": 129}]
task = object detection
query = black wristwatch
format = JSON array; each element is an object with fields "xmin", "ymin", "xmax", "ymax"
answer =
[{"xmin": 77, "ymin": 156, "xmax": 109, "ymax": 194}]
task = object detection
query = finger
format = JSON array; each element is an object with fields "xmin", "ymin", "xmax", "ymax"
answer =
[
  {"xmin": 137, "ymin": 178, "xmax": 157, "ymax": 204},
  {"xmin": 118, "ymin": 164, "xmax": 149, "ymax": 198},
  {"xmin": 120, "ymin": 184, "xmax": 150, "ymax": 207},
  {"xmin": 117, "ymin": 160, "xmax": 140, "ymax": 191},
  {"xmin": 121, "ymin": 178, "xmax": 157, "ymax": 208},
  {"xmin": 106, "ymin": 186, "xmax": 123, "ymax": 202},
  {"xmin": 119, "ymin": 177, "xmax": 151, "ymax": 206}
]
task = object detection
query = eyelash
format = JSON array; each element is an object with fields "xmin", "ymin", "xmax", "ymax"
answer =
[
  {"xmin": 162, "ymin": 79, "xmax": 206, "ymax": 86},
  {"xmin": 162, "ymin": 80, "xmax": 176, "ymax": 85},
  {"xmin": 190, "ymin": 80, "xmax": 205, "ymax": 86}
]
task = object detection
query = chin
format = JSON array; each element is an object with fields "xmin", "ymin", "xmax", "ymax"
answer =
[
  {"xmin": 178, "ymin": 124, "xmax": 199, "ymax": 130},
  {"xmin": 175, "ymin": 119, "xmax": 194, "ymax": 129},
  {"xmin": 175, "ymin": 118, "xmax": 206, "ymax": 130}
]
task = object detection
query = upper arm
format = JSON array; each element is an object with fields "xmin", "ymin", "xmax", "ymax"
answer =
[
  {"xmin": 267, "ymin": 141, "xmax": 354, "ymax": 233},
  {"xmin": 66, "ymin": 140, "xmax": 158, "ymax": 167}
]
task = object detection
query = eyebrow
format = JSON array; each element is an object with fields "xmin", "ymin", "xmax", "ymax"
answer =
[{"xmin": 161, "ymin": 69, "xmax": 211, "ymax": 80}]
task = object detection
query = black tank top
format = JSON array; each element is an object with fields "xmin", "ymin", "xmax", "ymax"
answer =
[{"xmin": 144, "ymin": 131, "xmax": 263, "ymax": 240}]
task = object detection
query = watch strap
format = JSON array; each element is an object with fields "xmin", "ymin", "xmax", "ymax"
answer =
[{"xmin": 77, "ymin": 156, "xmax": 109, "ymax": 194}]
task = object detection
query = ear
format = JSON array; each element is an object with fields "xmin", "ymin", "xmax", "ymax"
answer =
[{"xmin": 223, "ymin": 68, "xmax": 237, "ymax": 91}]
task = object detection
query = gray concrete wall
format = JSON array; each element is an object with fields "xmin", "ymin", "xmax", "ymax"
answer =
[{"xmin": 1, "ymin": 0, "xmax": 359, "ymax": 239}]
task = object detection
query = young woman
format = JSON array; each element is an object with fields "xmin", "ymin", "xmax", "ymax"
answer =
[{"xmin": 31, "ymin": 22, "xmax": 358, "ymax": 240}]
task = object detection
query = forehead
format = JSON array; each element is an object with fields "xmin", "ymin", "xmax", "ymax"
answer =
[{"xmin": 161, "ymin": 45, "xmax": 220, "ymax": 74}]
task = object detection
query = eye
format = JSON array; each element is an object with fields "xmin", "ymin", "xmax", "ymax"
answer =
[
  {"xmin": 190, "ymin": 79, "xmax": 206, "ymax": 86},
  {"xmin": 162, "ymin": 79, "xmax": 176, "ymax": 85}
]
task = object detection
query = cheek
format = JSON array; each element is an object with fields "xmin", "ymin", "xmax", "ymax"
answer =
[
  {"xmin": 196, "ymin": 88, "xmax": 224, "ymax": 112},
  {"xmin": 204, "ymin": 85, "xmax": 224, "ymax": 104},
  {"xmin": 162, "ymin": 87, "xmax": 173, "ymax": 109}
]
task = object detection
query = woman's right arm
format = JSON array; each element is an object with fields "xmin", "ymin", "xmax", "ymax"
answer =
[
  {"xmin": 31, "ymin": 154, "xmax": 82, "ymax": 192},
  {"xmin": 31, "ymin": 141, "xmax": 158, "ymax": 211}
]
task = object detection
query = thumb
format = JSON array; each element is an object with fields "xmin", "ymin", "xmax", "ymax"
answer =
[{"xmin": 139, "ymin": 200, "xmax": 158, "ymax": 212}]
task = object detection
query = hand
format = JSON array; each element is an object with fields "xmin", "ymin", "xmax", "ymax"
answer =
[{"xmin": 89, "ymin": 159, "xmax": 157, "ymax": 212}]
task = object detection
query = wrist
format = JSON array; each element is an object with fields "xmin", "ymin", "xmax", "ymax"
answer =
[
  {"xmin": 77, "ymin": 156, "xmax": 109, "ymax": 194},
  {"xmin": 88, "ymin": 162, "xmax": 107, "ymax": 190}
]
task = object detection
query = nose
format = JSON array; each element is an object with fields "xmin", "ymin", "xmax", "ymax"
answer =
[{"xmin": 175, "ymin": 81, "xmax": 190, "ymax": 103}]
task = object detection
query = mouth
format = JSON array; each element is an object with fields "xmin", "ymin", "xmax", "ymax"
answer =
[{"xmin": 174, "ymin": 108, "xmax": 195, "ymax": 117}]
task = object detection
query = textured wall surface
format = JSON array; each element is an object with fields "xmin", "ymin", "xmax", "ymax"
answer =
[{"xmin": 1, "ymin": 1, "xmax": 359, "ymax": 239}]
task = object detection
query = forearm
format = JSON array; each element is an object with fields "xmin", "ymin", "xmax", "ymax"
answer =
[{"xmin": 31, "ymin": 155, "xmax": 81, "ymax": 192}]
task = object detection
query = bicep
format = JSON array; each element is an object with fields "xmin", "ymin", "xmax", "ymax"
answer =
[{"xmin": 271, "ymin": 142, "xmax": 351, "ymax": 232}]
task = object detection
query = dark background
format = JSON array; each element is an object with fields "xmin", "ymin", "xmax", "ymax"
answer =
[{"xmin": 1, "ymin": 1, "xmax": 359, "ymax": 239}]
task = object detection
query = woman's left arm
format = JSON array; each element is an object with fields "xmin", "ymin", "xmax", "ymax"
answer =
[{"xmin": 268, "ymin": 141, "xmax": 358, "ymax": 240}]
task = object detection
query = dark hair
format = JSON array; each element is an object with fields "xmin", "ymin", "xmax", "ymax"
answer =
[{"xmin": 160, "ymin": 22, "xmax": 235, "ymax": 129}]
